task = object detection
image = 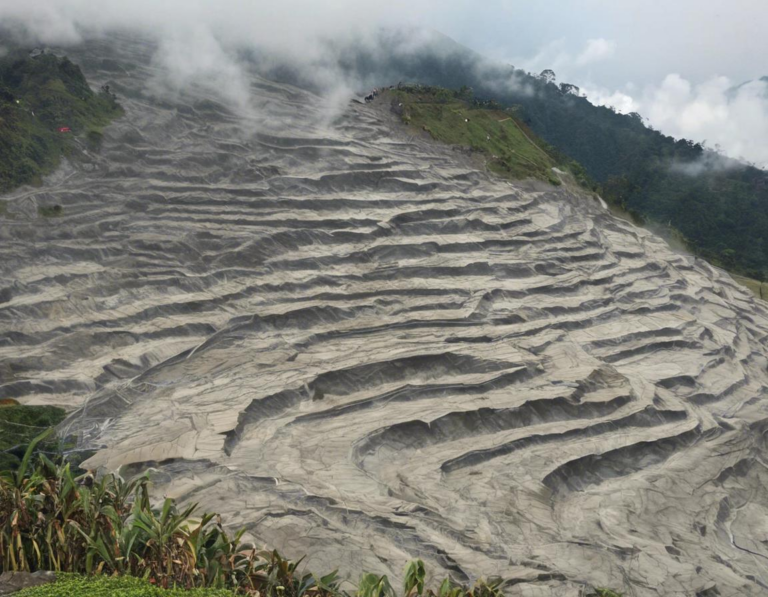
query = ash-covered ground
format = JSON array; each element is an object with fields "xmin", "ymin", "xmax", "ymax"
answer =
[{"xmin": 3, "ymin": 36, "xmax": 768, "ymax": 596}]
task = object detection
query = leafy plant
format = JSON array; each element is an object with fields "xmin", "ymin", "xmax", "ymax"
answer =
[
  {"xmin": 0, "ymin": 434, "xmax": 341, "ymax": 595},
  {"xmin": 0, "ymin": 403, "xmax": 67, "ymax": 472},
  {"xmin": 403, "ymin": 559, "xmax": 426, "ymax": 597}
]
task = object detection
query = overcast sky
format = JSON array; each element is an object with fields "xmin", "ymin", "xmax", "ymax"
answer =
[
  {"xmin": 2, "ymin": 0, "xmax": 767, "ymax": 164},
  {"xmin": 439, "ymin": 0, "xmax": 767, "ymax": 88}
]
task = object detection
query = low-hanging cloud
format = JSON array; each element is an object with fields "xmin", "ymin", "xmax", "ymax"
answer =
[
  {"xmin": 3, "ymin": 0, "xmax": 768, "ymax": 170},
  {"xmin": 584, "ymin": 74, "xmax": 768, "ymax": 168},
  {"xmin": 516, "ymin": 37, "xmax": 617, "ymax": 78},
  {"xmin": 575, "ymin": 38, "xmax": 615, "ymax": 67},
  {"xmin": 0, "ymin": 0, "xmax": 457, "ymax": 110}
]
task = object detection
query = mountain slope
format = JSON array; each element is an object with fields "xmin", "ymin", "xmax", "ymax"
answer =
[
  {"xmin": 272, "ymin": 30, "xmax": 768, "ymax": 279},
  {"xmin": 3, "ymin": 35, "xmax": 768, "ymax": 596}
]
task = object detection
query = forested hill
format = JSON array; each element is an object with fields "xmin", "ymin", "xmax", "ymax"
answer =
[
  {"xmin": 0, "ymin": 49, "xmax": 122, "ymax": 193},
  {"xmin": 268, "ymin": 30, "xmax": 768, "ymax": 279}
]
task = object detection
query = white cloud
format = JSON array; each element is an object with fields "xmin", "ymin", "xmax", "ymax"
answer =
[
  {"xmin": 575, "ymin": 38, "xmax": 615, "ymax": 66},
  {"xmin": 516, "ymin": 37, "xmax": 617, "ymax": 81},
  {"xmin": 581, "ymin": 85, "xmax": 638, "ymax": 114},
  {"xmin": 0, "ymin": 0, "xmax": 453, "ymax": 109},
  {"xmin": 583, "ymin": 74, "xmax": 768, "ymax": 167}
]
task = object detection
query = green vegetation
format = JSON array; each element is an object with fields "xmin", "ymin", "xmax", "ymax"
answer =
[
  {"xmin": 38, "ymin": 204, "xmax": 63, "ymax": 217},
  {"xmin": 390, "ymin": 86, "xmax": 589, "ymax": 188},
  {"xmin": 13, "ymin": 573, "xmax": 622, "ymax": 597},
  {"xmin": 15, "ymin": 575, "xmax": 233, "ymax": 597},
  {"xmin": 0, "ymin": 49, "xmax": 123, "ymax": 193},
  {"xmin": 0, "ymin": 402, "xmax": 67, "ymax": 472}
]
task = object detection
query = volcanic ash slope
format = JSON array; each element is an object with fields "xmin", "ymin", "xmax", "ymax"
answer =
[{"xmin": 3, "ymin": 38, "xmax": 768, "ymax": 597}]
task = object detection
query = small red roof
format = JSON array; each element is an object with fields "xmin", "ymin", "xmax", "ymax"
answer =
[{"xmin": 57, "ymin": 127, "xmax": 71, "ymax": 133}]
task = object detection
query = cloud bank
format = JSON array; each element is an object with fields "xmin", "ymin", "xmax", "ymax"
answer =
[
  {"xmin": 0, "ymin": 0, "xmax": 454, "ymax": 109},
  {"xmin": 583, "ymin": 74, "xmax": 768, "ymax": 167}
]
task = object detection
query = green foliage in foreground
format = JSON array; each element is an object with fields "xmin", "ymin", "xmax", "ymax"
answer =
[
  {"xmin": 0, "ymin": 402, "xmax": 67, "ymax": 472},
  {"xmin": 0, "ymin": 50, "xmax": 123, "ymax": 193},
  {"xmin": 390, "ymin": 86, "xmax": 586, "ymax": 188},
  {"xmin": 15, "ymin": 574, "xmax": 234, "ymax": 596},
  {"xmin": 0, "ymin": 437, "xmax": 508, "ymax": 595}
]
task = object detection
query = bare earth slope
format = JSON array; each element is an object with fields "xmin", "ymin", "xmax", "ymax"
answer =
[{"xmin": 3, "ymin": 37, "xmax": 768, "ymax": 596}]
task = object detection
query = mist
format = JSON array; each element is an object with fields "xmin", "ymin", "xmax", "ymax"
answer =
[
  {"xmin": 582, "ymin": 75, "xmax": 768, "ymax": 168},
  {"xmin": 0, "ymin": 0, "xmax": 457, "ymax": 108}
]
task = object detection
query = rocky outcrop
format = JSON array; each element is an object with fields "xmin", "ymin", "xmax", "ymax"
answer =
[
  {"xmin": 3, "ymin": 36, "xmax": 768, "ymax": 596},
  {"xmin": 0, "ymin": 572, "xmax": 56, "ymax": 595}
]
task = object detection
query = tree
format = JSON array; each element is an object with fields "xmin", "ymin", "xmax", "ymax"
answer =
[
  {"xmin": 538, "ymin": 69, "xmax": 556, "ymax": 84},
  {"xmin": 559, "ymin": 83, "xmax": 580, "ymax": 96}
]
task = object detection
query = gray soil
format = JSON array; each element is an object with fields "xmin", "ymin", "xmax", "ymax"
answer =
[{"xmin": 2, "ymin": 35, "xmax": 768, "ymax": 597}]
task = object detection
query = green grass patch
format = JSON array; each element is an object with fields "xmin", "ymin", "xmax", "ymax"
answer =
[
  {"xmin": 15, "ymin": 574, "xmax": 234, "ymax": 597},
  {"xmin": 389, "ymin": 87, "xmax": 577, "ymax": 185},
  {"xmin": 0, "ymin": 50, "xmax": 123, "ymax": 193}
]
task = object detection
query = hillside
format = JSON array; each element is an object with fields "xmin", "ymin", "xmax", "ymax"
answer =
[
  {"xmin": 388, "ymin": 85, "xmax": 586, "ymax": 188},
  {"xmin": 269, "ymin": 30, "xmax": 768, "ymax": 280},
  {"xmin": 0, "ymin": 49, "xmax": 123, "ymax": 193},
  {"xmin": 4, "ymin": 34, "xmax": 768, "ymax": 596}
]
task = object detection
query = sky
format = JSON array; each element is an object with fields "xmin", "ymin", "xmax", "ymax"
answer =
[{"xmin": 1, "ymin": 0, "xmax": 767, "ymax": 165}]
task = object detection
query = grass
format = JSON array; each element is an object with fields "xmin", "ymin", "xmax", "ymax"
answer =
[
  {"xmin": 389, "ymin": 86, "xmax": 583, "ymax": 186},
  {"xmin": 14, "ymin": 575, "xmax": 623, "ymax": 597},
  {"xmin": 0, "ymin": 50, "xmax": 123, "ymax": 193},
  {"xmin": 15, "ymin": 574, "xmax": 234, "ymax": 596}
]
